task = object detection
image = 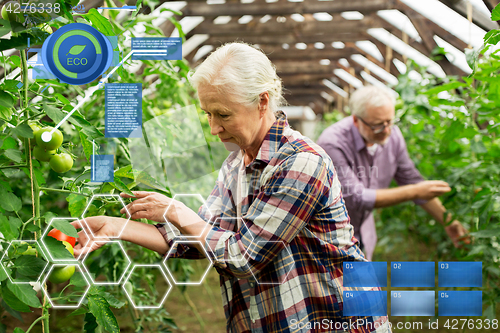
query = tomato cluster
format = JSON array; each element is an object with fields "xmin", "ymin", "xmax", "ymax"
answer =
[{"xmin": 29, "ymin": 123, "xmax": 73, "ymax": 173}]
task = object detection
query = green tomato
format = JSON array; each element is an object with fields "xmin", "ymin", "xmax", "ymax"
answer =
[
  {"xmin": 48, "ymin": 265, "xmax": 75, "ymax": 284},
  {"xmin": 35, "ymin": 127, "xmax": 63, "ymax": 150},
  {"xmin": 48, "ymin": 241, "xmax": 75, "ymax": 284},
  {"xmin": 33, "ymin": 145, "xmax": 56, "ymax": 162},
  {"xmin": 29, "ymin": 123, "xmax": 42, "ymax": 146},
  {"xmin": 1, "ymin": 2, "xmax": 22, "ymax": 22},
  {"xmin": 49, "ymin": 153, "xmax": 73, "ymax": 173}
]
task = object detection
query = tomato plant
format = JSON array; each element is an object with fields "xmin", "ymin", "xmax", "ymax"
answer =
[{"xmin": 0, "ymin": 0, "xmax": 217, "ymax": 331}]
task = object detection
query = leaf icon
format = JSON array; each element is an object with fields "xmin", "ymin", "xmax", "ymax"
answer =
[{"xmin": 66, "ymin": 45, "xmax": 86, "ymax": 56}]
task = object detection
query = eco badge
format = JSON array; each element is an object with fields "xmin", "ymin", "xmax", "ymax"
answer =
[{"xmin": 41, "ymin": 23, "xmax": 114, "ymax": 85}]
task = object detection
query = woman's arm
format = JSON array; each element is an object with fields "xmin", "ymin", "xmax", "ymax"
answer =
[{"xmin": 71, "ymin": 216, "xmax": 170, "ymax": 257}]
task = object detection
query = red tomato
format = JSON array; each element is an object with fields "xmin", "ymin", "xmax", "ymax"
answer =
[{"xmin": 47, "ymin": 229, "xmax": 76, "ymax": 248}]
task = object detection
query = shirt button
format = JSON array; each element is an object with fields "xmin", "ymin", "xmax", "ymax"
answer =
[{"xmin": 249, "ymin": 281, "xmax": 255, "ymax": 287}]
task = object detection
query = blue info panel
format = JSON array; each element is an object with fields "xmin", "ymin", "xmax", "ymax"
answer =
[
  {"xmin": 131, "ymin": 37, "xmax": 182, "ymax": 60},
  {"xmin": 438, "ymin": 291, "xmax": 482, "ymax": 316},
  {"xmin": 438, "ymin": 262, "xmax": 482, "ymax": 287},
  {"xmin": 391, "ymin": 262, "xmax": 435, "ymax": 287},
  {"xmin": 91, "ymin": 155, "xmax": 114, "ymax": 183},
  {"xmin": 391, "ymin": 291, "xmax": 435, "ymax": 316},
  {"xmin": 343, "ymin": 291, "xmax": 387, "ymax": 316},
  {"xmin": 343, "ymin": 262, "xmax": 387, "ymax": 287},
  {"xmin": 105, "ymin": 83, "xmax": 142, "ymax": 138}
]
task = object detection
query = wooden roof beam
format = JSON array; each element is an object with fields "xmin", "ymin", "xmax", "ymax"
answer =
[
  {"xmin": 438, "ymin": 0, "xmax": 498, "ymax": 31},
  {"xmin": 182, "ymin": 0, "xmax": 395, "ymax": 17},
  {"xmin": 188, "ymin": 15, "xmax": 384, "ymax": 37}
]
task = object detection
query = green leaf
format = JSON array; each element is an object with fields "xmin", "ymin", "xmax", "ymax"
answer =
[
  {"xmin": 13, "ymin": 328, "xmax": 25, "ymax": 333},
  {"xmin": 79, "ymin": 132, "xmax": 93, "ymax": 162},
  {"xmin": 69, "ymin": 305, "xmax": 89, "ymax": 316},
  {"xmin": 484, "ymin": 29, "xmax": 500, "ymax": 46},
  {"xmin": 101, "ymin": 291, "xmax": 125, "ymax": 309},
  {"xmin": 88, "ymin": 294, "xmax": 120, "ymax": 333},
  {"xmin": 84, "ymin": 312, "xmax": 98, "ymax": 333},
  {"xmin": 0, "ymin": 214, "xmax": 20, "ymax": 240},
  {"xmin": 13, "ymin": 255, "xmax": 47, "ymax": 278},
  {"xmin": 66, "ymin": 45, "xmax": 86, "ymax": 56},
  {"xmin": 0, "ymin": 91, "xmax": 14, "ymax": 108},
  {"xmin": 132, "ymin": 170, "xmax": 166, "ymax": 192},
  {"xmin": 82, "ymin": 8, "xmax": 115, "ymax": 36},
  {"xmin": 0, "ymin": 189, "xmax": 22, "ymax": 212},
  {"xmin": 1, "ymin": 285, "xmax": 31, "ymax": 312},
  {"xmin": 4, "ymin": 149, "xmax": 22, "ymax": 163},
  {"xmin": 111, "ymin": 177, "xmax": 134, "ymax": 196},
  {"xmin": 1, "ymin": 137, "xmax": 17, "ymax": 150},
  {"xmin": 70, "ymin": 271, "xmax": 88, "ymax": 287},
  {"xmin": 67, "ymin": 193, "xmax": 88, "ymax": 217},
  {"xmin": 491, "ymin": 4, "xmax": 500, "ymax": 21},
  {"xmin": 51, "ymin": 219, "xmax": 79, "ymax": 238},
  {"xmin": 12, "ymin": 124, "xmax": 33, "ymax": 139},
  {"xmin": 424, "ymin": 81, "xmax": 467, "ymax": 95},
  {"xmin": 43, "ymin": 236, "xmax": 75, "ymax": 261},
  {"xmin": 114, "ymin": 165, "xmax": 133, "ymax": 179},
  {"xmin": 0, "ymin": 264, "xmax": 8, "ymax": 282},
  {"xmin": 470, "ymin": 228, "xmax": 500, "ymax": 238},
  {"xmin": 7, "ymin": 281, "xmax": 42, "ymax": 308},
  {"xmin": 44, "ymin": 104, "xmax": 66, "ymax": 124}
]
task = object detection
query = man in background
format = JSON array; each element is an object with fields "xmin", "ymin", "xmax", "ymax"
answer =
[{"xmin": 317, "ymin": 85, "xmax": 468, "ymax": 260}]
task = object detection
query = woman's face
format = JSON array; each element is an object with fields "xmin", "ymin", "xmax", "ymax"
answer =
[{"xmin": 198, "ymin": 84, "xmax": 266, "ymax": 151}]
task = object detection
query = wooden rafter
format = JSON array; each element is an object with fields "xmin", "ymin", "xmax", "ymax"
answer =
[
  {"xmin": 188, "ymin": 15, "xmax": 385, "ymax": 38},
  {"xmin": 438, "ymin": 0, "xmax": 498, "ymax": 31},
  {"xmin": 182, "ymin": 0, "xmax": 394, "ymax": 17}
]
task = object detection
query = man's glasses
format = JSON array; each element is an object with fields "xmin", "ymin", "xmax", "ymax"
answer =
[{"xmin": 357, "ymin": 116, "xmax": 399, "ymax": 134}]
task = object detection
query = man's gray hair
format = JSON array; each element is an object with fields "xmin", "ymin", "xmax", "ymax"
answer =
[
  {"xmin": 348, "ymin": 85, "xmax": 396, "ymax": 118},
  {"xmin": 188, "ymin": 42, "xmax": 285, "ymax": 112}
]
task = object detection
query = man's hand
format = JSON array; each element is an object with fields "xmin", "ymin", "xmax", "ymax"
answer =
[
  {"xmin": 444, "ymin": 220, "xmax": 471, "ymax": 248},
  {"xmin": 413, "ymin": 180, "xmax": 452, "ymax": 201},
  {"xmin": 120, "ymin": 191, "xmax": 176, "ymax": 223}
]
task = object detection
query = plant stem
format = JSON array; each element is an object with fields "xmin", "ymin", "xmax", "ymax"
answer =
[
  {"xmin": 39, "ymin": 187, "xmax": 91, "ymax": 197},
  {"xmin": 20, "ymin": 49, "xmax": 28, "ymax": 114},
  {"xmin": 23, "ymin": 44, "xmax": 49, "ymax": 333},
  {"xmin": 0, "ymin": 164, "xmax": 28, "ymax": 169},
  {"xmin": 181, "ymin": 291, "xmax": 205, "ymax": 332},
  {"xmin": 25, "ymin": 315, "xmax": 48, "ymax": 333}
]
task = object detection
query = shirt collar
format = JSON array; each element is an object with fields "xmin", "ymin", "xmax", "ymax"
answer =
[
  {"xmin": 255, "ymin": 110, "xmax": 288, "ymax": 164},
  {"xmin": 350, "ymin": 116, "xmax": 366, "ymax": 152}
]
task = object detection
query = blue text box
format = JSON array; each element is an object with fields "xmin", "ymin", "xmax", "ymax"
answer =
[
  {"xmin": 343, "ymin": 291, "xmax": 387, "ymax": 316},
  {"xmin": 391, "ymin": 262, "xmax": 435, "ymax": 287},
  {"xmin": 131, "ymin": 37, "xmax": 182, "ymax": 60},
  {"xmin": 438, "ymin": 291, "xmax": 482, "ymax": 316},
  {"xmin": 344, "ymin": 262, "xmax": 387, "ymax": 287},
  {"xmin": 438, "ymin": 262, "xmax": 482, "ymax": 287},
  {"xmin": 105, "ymin": 83, "xmax": 142, "ymax": 138},
  {"xmin": 91, "ymin": 155, "xmax": 114, "ymax": 183},
  {"xmin": 391, "ymin": 291, "xmax": 435, "ymax": 316}
]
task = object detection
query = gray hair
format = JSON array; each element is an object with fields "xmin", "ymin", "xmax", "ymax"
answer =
[
  {"xmin": 348, "ymin": 85, "xmax": 396, "ymax": 118},
  {"xmin": 188, "ymin": 42, "xmax": 284, "ymax": 112}
]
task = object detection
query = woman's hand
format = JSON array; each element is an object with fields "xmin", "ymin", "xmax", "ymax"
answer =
[
  {"xmin": 70, "ymin": 216, "xmax": 125, "ymax": 257},
  {"xmin": 120, "ymin": 191, "xmax": 183, "ymax": 224}
]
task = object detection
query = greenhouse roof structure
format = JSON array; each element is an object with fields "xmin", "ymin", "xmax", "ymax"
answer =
[{"xmin": 152, "ymin": 0, "xmax": 498, "ymax": 113}]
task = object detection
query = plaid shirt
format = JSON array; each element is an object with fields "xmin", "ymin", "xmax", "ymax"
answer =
[{"xmin": 157, "ymin": 112, "xmax": 391, "ymax": 333}]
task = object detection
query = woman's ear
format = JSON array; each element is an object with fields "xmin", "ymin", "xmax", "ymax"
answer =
[{"xmin": 258, "ymin": 92, "xmax": 270, "ymax": 117}]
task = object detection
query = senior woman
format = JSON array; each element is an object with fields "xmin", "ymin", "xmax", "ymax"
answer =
[{"xmin": 72, "ymin": 43, "xmax": 391, "ymax": 333}]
